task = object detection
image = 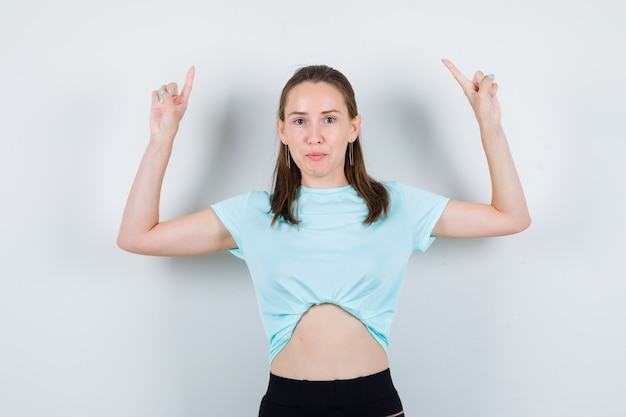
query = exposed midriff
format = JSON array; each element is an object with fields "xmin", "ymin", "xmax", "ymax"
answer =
[{"xmin": 270, "ymin": 303, "xmax": 389, "ymax": 380}]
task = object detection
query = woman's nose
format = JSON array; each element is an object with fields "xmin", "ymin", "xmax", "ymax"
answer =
[{"xmin": 307, "ymin": 125, "xmax": 322, "ymax": 144}]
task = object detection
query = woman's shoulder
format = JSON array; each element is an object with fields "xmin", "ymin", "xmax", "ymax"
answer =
[
  {"xmin": 212, "ymin": 190, "xmax": 271, "ymax": 210},
  {"xmin": 381, "ymin": 180, "xmax": 448, "ymax": 205},
  {"xmin": 380, "ymin": 180, "xmax": 408, "ymax": 197},
  {"xmin": 381, "ymin": 180, "xmax": 441, "ymax": 194},
  {"xmin": 249, "ymin": 190, "xmax": 272, "ymax": 207}
]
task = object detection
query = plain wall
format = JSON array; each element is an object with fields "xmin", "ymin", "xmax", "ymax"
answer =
[{"xmin": 1, "ymin": 0, "xmax": 624, "ymax": 416}]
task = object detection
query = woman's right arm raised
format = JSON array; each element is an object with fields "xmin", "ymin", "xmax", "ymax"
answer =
[{"xmin": 117, "ymin": 67, "xmax": 236, "ymax": 256}]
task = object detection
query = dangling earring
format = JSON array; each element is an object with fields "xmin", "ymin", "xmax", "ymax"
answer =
[
  {"xmin": 348, "ymin": 142, "xmax": 354, "ymax": 166},
  {"xmin": 285, "ymin": 144, "xmax": 291, "ymax": 168}
]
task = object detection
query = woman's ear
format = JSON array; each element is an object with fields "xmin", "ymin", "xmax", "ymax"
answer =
[
  {"xmin": 277, "ymin": 118, "xmax": 287, "ymax": 144},
  {"xmin": 350, "ymin": 114, "xmax": 362, "ymax": 142}
]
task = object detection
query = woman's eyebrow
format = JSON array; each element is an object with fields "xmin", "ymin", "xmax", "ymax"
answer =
[{"xmin": 287, "ymin": 109, "xmax": 342, "ymax": 117}]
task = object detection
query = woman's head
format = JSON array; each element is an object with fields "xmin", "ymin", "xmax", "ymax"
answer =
[
  {"xmin": 275, "ymin": 65, "xmax": 365, "ymax": 187},
  {"xmin": 271, "ymin": 65, "xmax": 389, "ymax": 225},
  {"xmin": 277, "ymin": 72, "xmax": 361, "ymax": 188}
]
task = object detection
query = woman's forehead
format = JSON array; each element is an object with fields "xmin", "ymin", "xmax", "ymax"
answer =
[{"xmin": 284, "ymin": 82, "xmax": 347, "ymax": 112}]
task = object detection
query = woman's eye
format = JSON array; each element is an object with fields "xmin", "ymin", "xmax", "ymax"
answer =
[
  {"xmin": 324, "ymin": 116, "xmax": 336, "ymax": 123},
  {"xmin": 294, "ymin": 118, "xmax": 305, "ymax": 125}
]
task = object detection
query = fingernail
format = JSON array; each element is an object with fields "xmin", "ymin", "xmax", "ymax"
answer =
[
  {"xmin": 154, "ymin": 95, "xmax": 159, "ymax": 102},
  {"xmin": 158, "ymin": 88, "xmax": 165, "ymax": 95},
  {"xmin": 167, "ymin": 89, "xmax": 173, "ymax": 95},
  {"xmin": 487, "ymin": 74, "xmax": 495, "ymax": 80}
]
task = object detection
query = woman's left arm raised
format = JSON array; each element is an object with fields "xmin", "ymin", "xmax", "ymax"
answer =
[{"xmin": 432, "ymin": 59, "xmax": 531, "ymax": 238}]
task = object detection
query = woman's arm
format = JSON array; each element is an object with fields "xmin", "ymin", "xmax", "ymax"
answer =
[
  {"xmin": 432, "ymin": 59, "xmax": 531, "ymax": 238},
  {"xmin": 117, "ymin": 67, "xmax": 235, "ymax": 256}
]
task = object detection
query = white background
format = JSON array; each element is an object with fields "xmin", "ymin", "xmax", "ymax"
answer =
[{"xmin": 1, "ymin": 0, "xmax": 624, "ymax": 416}]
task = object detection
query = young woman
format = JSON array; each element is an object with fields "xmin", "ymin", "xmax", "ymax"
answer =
[{"xmin": 118, "ymin": 60, "xmax": 530, "ymax": 417}]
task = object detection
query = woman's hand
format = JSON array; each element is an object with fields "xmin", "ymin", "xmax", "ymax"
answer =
[
  {"xmin": 149, "ymin": 66, "xmax": 195, "ymax": 139},
  {"xmin": 442, "ymin": 59, "xmax": 501, "ymax": 126}
]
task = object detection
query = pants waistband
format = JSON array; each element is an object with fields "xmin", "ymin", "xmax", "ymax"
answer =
[{"xmin": 265, "ymin": 368, "xmax": 398, "ymax": 407}]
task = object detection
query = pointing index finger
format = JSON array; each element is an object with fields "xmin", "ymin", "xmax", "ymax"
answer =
[
  {"xmin": 180, "ymin": 66, "xmax": 195, "ymax": 100},
  {"xmin": 442, "ymin": 58, "xmax": 470, "ymax": 88}
]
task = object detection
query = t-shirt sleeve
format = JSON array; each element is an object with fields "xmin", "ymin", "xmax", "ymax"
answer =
[
  {"xmin": 396, "ymin": 182, "xmax": 449, "ymax": 252},
  {"xmin": 210, "ymin": 193, "xmax": 250, "ymax": 259}
]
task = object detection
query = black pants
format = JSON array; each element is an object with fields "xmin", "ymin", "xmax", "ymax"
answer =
[{"xmin": 258, "ymin": 368, "xmax": 404, "ymax": 417}]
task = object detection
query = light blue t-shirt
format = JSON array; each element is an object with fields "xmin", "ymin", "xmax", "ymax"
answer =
[{"xmin": 211, "ymin": 181, "xmax": 449, "ymax": 363}]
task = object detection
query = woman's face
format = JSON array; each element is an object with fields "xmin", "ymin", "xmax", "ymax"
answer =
[{"xmin": 278, "ymin": 81, "xmax": 361, "ymax": 188}]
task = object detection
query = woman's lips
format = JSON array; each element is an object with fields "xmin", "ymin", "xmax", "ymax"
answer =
[{"xmin": 307, "ymin": 152, "xmax": 325, "ymax": 161}]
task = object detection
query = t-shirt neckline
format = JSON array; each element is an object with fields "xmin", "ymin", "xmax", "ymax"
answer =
[{"xmin": 299, "ymin": 184, "xmax": 354, "ymax": 194}]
